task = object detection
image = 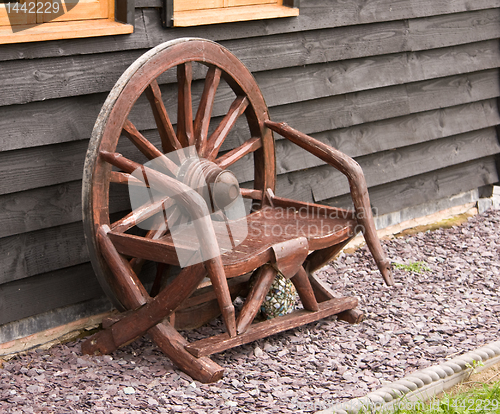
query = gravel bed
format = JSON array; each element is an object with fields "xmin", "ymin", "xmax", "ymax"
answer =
[{"xmin": 1, "ymin": 209, "xmax": 499, "ymax": 413}]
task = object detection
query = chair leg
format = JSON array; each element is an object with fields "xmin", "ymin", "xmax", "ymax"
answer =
[
  {"xmin": 304, "ymin": 266, "xmax": 364, "ymax": 325},
  {"xmin": 186, "ymin": 297, "xmax": 359, "ymax": 358},
  {"xmin": 290, "ymin": 267, "xmax": 319, "ymax": 311},
  {"xmin": 83, "ymin": 263, "xmax": 207, "ymax": 355},
  {"xmin": 205, "ymin": 257, "xmax": 237, "ymax": 337},
  {"xmin": 305, "ymin": 267, "xmax": 336, "ymax": 303},
  {"xmin": 236, "ymin": 265, "xmax": 276, "ymax": 334},
  {"xmin": 336, "ymin": 308, "xmax": 364, "ymax": 324},
  {"xmin": 149, "ymin": 321, "xmax": 224, "ymax": 383}
]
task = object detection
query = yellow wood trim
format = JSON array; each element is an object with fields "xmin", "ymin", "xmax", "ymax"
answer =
[
  {"xmin": 36, "ymin": 1, "xmax": 43, "ymax": 24},
  {"xmin": 101, "ymin": 0, "xmax": 109, "ymax": 19},
  {"xmin": 107, "ymin": 0, "xmax": 114, "ymax": 20},
  {"xmin": 227, "ymin": 0, "xmax": 277, "ymax": 6},
  {"xmin": 174, "ymin": 0, "xmax": 224, "ymax": 12},
  {"xmin": 40, "ymin": 0, "xmax": 108, "ymax": 23},
  {"xmin": 0, "ymin": 1, "xmax": 35, "ymax": 25},
  {"xmin": 173, "ymin": 3, "xmax": 299, "ymax": 27},
  {"xmin": 174, "ymin": 0, "xmax": 276, "ymax": 11},
  {"xmin": 0, "ymin": 0, "xmax": 108, "ymax": 25},
  {"xmin": 26, "ymin": 0, "xmax": 37, "ymax": 24},
  {"xmin": 0, "ymin": 19, "xmax": 133, "ymax": 44},
  {"xmin": 0, "ymin": 311, "xmax": 114, "ymax": 358}
]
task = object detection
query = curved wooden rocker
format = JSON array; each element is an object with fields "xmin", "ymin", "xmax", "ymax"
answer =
[{"xmin": 81, "ymin": 38, "xmax": 393, "ymax": 383}]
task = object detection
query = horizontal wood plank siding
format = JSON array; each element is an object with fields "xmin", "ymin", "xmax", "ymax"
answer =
[
  {"xmin": 2, "ymin": 39, "xmax": 499, "ymax": 153},
  {"xmin": 0, "ymin": 222, "xmax": 88, "ymax": 285},
  {"xmin": 325, "ymin": 156, "xmax": 500, "ymax": 216},
  {"xmin": 0, "ymin": 264, "xmax": 103, "ymax": 326},
  {"xmin": 0, "ymin": 69, "xmax": 497, "ymax": 198},
  {"xmin": 311, "ymin": 127, "xmax": 500, "ymax": 203},
  {"xmin": 1, "ymin": 10, "xmax": 500, "ymax": 108},
  {"xmin": 0, "ymin": 1, "xmax": 499, "ymax": 333},
  {"xmin": 0, "ymin": 1, "xmax": 498, "ymax": 62}
]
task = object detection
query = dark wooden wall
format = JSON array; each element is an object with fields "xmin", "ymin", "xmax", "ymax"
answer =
[{"xmin": 1, "ymin": 0, "xmax": 499, "ymax": 342}]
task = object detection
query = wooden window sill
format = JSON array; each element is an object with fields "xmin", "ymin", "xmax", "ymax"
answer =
[
  {"xmin": 173, "ymin": 4, "xmax": 299, "ymax": 27},
  {"xmin": 0, "ymin": 19, "xmax": 133, "ymax": 44}
]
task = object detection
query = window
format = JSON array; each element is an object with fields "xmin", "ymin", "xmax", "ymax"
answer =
[
  {"xmin": 164, "ymin": 0, "xmax": 298, "ymax": 27},
  {"xmin": 0, "ymin": 0, "xmax": 133, "ymax": 44}
]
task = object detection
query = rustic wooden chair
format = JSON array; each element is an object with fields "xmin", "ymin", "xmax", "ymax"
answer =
[{"xmin": 81, "ymin": 38, "xmax": 393, "ymax": 383}]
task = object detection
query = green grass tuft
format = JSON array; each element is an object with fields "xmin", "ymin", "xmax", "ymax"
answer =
[
  {"xmin": 392, "ymin": 261, "xmax": 431, "ymax": 273},
  {"xmin": 356, "ymin": 381, "xmax": 500, "ymax": 413}
]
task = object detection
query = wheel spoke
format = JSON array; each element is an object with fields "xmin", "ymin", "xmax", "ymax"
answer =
[
  {"xmin": 122, "ymin": 118, "xmax": 163, "ymax": 159},
  {"xmin": 177, "ymin": 62, "xmax": 194, "ymax": 147},
  {"xmin": 150, "ymin": 262, "xmax": 169, "ymax": 297},
  {"xmin": 122, "ymin": 119, "xmax": 179, "ymax": 176},
  {"xmin": 145, "ymin": 80, "xmax": 181, "ymax": 153},
  {"xmin": 239, "ymin": 188, "xmax": 263, "ymax": 200},
  {"xmin": 110, "ymin": 171, "xmax": 144, "ymax": 186},
  {"xmin": 194, "ymin": 66, "xmax": 221, "ymax": 155},
  {"xmin": 101, "ymin": 150, "xmax": 179, "ymax": 186},
  {"xmin": 205, "ymin": 96, "xmax": 248, "ymax": 160},
  {"xmin": 111, "ymin": 196, "xmax": 175, "ymax": 233},
  {"xmin": 215, "ymin": 136, "xmax": 261, "ymax": 169}
]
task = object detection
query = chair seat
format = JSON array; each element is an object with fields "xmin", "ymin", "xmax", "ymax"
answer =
[
  {"xmin": 219, "ymin": 205, "xmax": 357, "ymax": 276},
  {"xmin": 108, "ymin": 203, "xmax": 358, "ymax": 278}
]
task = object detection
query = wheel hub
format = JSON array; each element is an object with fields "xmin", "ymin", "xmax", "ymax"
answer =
[{"xmin": 177, "ymin": 156, "xmax": 240, "ymax": 212}]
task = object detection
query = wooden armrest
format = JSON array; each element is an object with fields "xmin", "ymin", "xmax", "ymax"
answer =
[
  {"xmin": 264, "ymin": 120, "xmax": 394, "ymax": 286},
  {"xmin": 264, "ymin": 121, "xmax": 366, "ymax": 196}
]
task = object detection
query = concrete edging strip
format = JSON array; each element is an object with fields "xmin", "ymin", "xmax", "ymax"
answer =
[{"xmin": 317, "ymin": 340, "xmax": 500, "ymax": 414}]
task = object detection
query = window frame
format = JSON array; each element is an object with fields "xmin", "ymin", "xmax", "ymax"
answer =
[
  {"xmin": 0, "ymin": 0, "xmax": 134, "ymax": 44},
  {"xmin": 162, "ymin": 0, "xmax": 298, "ymax": 28}
]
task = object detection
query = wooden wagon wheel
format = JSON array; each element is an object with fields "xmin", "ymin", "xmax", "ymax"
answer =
[{"xmin": 83, "ymin": 38, "xmax": 275, "ymax": 313}]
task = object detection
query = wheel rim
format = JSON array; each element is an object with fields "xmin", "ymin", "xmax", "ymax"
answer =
[{"xmin": 82, "ymin": 38, "xmax": 276, "ymax": 310}]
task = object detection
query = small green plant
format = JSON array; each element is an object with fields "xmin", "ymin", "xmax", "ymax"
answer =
[
  {"xmin": 393, "ymin": 261, "xmax": 431, "ymax": 273},
  {"xmin": 465, "ymin": 359, "xmax": 485, "ymax": 380},
  {"xmin": 465, "ymin": 359, "xmax": 485, "ymax": 372}
]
